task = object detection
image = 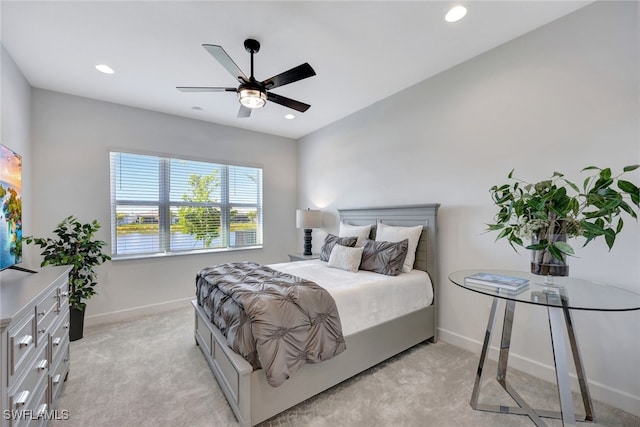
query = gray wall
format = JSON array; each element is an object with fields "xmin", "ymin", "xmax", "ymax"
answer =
[
  {"xmin": 297, "ymin": 1, "xmax": 639, "ymax": 415},
  {"xmin": 29, "ymin": 89, "xmax": 298, "ymax": 322}
]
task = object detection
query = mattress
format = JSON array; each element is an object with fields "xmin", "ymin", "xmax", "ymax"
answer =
[{"xmin": 268, "ymin": 259, "xmax": 434, "ymax": 336}]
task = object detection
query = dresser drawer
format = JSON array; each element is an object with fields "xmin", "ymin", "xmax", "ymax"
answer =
[
  {"xmin": 7, "ymin": 312, "xmax": 36, "ymax": 385},
  {"xmin": 7, "ymin": 341, "xmax": 49, "ymax": 414},
  {"xmin": 49, "ymin": 313, "xmax": 70, "ymax": 364},
  {"xmin": 10, "ymin": 383, "xmax": 48, "ymax": 427},
  {"xmin": 56, "ymin": 281, "xmax": 69, "ymax": 312},
  {"xmin": 35, "ymin": 287, "xmax": 58, "ymax": 324},
  {"xmin": 49, "ymin": 346, "xmax": 69, "ymax": 405},
  {"xmin": 35, "ymin": 288, "xmax": 59, "ymax": 346}
]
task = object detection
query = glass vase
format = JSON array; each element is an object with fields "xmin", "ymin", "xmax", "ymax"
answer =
[{"xmin": 530, "ymin": 233, "xmax": 569, "ymax": 277}]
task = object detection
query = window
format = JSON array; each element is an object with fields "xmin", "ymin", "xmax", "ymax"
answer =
[{"xmin": 109, "ymin": 151, "xmax": 263, "ymax": 258}]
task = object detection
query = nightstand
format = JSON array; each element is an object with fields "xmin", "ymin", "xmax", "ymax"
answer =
[{"xmin": 288, "ymin": 253, "xmax": 321, "ymax": 262}]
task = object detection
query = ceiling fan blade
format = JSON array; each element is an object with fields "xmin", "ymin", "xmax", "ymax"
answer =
[
  {"xmin": 202, "ymin": 44, "xmax": 248, "ymax": 83},
  {"xmin": 237, "ymin": 105, "xmax": 252, "ymax": 118},
  {"xmin": 267, "ymin": 92, "xmax": 311, "ymax": 112},
  {"xmin": 262, "ymin": 63, "xmax": 316, "ymax": 90},
  {"xmin": 176, "ymin": 87, "xmax": 237, "ymax": 92}
]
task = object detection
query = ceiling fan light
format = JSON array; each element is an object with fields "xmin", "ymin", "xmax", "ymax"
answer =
[{"xmin": 238, "ymin": 88, "xmax": 266, "ymax": 109}]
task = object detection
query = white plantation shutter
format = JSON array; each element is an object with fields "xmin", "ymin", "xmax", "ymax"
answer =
[{"xmin": 110, "ymin": 151, "xmax": 263, "ymax": 258}]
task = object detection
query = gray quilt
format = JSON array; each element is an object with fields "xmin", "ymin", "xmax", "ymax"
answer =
[{"xmin": 196, "ymin": 261, "xmax": 346, "ymax": 387}]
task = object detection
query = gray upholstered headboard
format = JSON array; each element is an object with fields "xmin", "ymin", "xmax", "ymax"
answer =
[{"xmin": 337, "ymin": 204, "xmax": 440, "ymax": 281}]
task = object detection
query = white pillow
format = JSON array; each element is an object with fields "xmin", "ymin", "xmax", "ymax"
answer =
[
  {"xmin": 375, "ymin": 223, "xmax": 423, "ymax": 273},
  {"xmin": 339, "ymin": 222, "xmax": 373, "ymax": 247},
  {"xmin": 327, "ymin": 244, "xmax": 364, "ymax": 273}
]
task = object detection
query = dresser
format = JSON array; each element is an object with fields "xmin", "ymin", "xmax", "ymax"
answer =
[{"xmin": 1, "ymin": 266, "xmax": 71, "ymax": 426}]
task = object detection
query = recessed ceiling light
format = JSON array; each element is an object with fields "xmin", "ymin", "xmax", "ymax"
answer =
[
  {"xmin": 445, "ymin": 5, "xmax": 467, "ymax": 23},
  {"xmin": 95, "ymin": 64, "xmax": 114, "ymax": 74},
  {"xmin": 284, "ymin": 113, "xmax": 295, "ymax": 120}
]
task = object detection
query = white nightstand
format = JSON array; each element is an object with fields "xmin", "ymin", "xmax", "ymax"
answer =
[{"xmin": 288, "ymin": 253, "xmax": 321, "ymax": 262}]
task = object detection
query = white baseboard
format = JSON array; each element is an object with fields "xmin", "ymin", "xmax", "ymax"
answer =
[
  {"xmin": 437, "ymin": 327, "xmax": 640, "ymax": 417},
  {"xmin": 84, "ymin": 297, "xmax": 192, "ymax": 329}
]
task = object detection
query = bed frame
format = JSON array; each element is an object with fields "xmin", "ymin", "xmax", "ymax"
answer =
[{"xmin": 192, "ymin": 204, "xmax": 440, "ymax": 426}]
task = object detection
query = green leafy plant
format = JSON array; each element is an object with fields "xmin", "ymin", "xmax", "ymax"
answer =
[
  {"xmin": 487, "ymin": 165, "xmax": 640, "ymax": 262},
  {"xmin": 25, "ymin": 216, "xmax": 111, "ymax": 310}
]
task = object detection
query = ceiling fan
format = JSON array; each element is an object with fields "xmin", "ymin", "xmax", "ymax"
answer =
[{"xmin": 177, "ymin": 39, "xmax": 316, "ymax": 118}]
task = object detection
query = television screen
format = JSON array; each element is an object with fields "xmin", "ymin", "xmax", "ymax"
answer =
[{"xmin": 1, "ymin": 144, "xmax": 23, "ymax": 270}]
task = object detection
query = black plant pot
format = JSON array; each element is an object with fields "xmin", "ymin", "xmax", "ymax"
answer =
[{"xmin": 69, "ymin": 307, "xmax": 85, "ymax": 341}]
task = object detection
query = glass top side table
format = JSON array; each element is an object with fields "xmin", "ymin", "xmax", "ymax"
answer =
[{"xmin": 449, "ymin": 270, "xmax": 640, "ymax": 427}]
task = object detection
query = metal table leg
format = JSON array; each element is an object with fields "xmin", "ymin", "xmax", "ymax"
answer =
[
  {"xmin": 470, "ymin": 297, "xmax": 501, "ymax": 409},
  {"xmin": 470, "ymin": 294, "xmax": 594, "ymax": 426},
  {"xmin": 471, "ymin": 297, "xmax": 544, "ymax": 424},
  {"xmin": 498, "ymin": 300, "xmax": 546, "ymax": 426},
  {"xmin": 548, "ymin": 304, "xmax": 577, "ymax": 426},
  {"xmin": 563, "ymin": 304, "xmax": 595, "ymax": 421},
  {"xmin": 546, "ymin": 290, "xmax": 595, "ymax": 425}
]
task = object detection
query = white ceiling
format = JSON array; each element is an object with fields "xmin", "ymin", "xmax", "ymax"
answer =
[{"xmin": 1, "ymin": 1, "xmax": 591, "ymax": 139}]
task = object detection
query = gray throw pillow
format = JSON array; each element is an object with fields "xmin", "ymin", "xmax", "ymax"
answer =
[
  {"xmin": 359, "ymin": 238, "xmax": 409, "ymax": 276},
  {"xmin": 320, "ymin": 234, "xmax": 357, "ymax": 261}
]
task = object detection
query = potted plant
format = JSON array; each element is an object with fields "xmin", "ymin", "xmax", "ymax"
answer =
[
  {"xmin": 487, "ymin": 165, "xmax": 639, "ymax": 276},
  {"xmin": 25, "ymin": 216, "xmax": 111, "ymax": 340}
]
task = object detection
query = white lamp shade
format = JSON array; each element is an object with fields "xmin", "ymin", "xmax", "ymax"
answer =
[{"xmin": 296, "ymin": 209, "xmax": 322, "ymax": 229}]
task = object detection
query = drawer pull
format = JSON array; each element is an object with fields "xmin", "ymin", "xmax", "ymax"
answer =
[
  {"xmin": 38, "ymin": 310, "xmax": 46, "ymax": 317},
  {"xmin": 52, "ymin": 374, "xmax": 62, "ymax": 385},
  {"xmin": 37, "ymin": 359, "xmax": 48, "ymax": 371},
  {"xmin": 53, "ymin": 337, "xmax": 62, "ymax": 346},
  {"xmin": 63, "ymin": 322, "xmax": 70, "ymax": 330},
  {"xmin": 38, "ymin": 328, "xmax": 46, "ymax": 335},
  {"xmin": 14, "ymin": 390, "xmax": 29, "ymax": 407},
  {"xmin": 60, "ymin": 291, "xmax": 69, "ymax": 297},
  {"xmin": 18, "ymin": 335, "xmax": 33, "ymax": 348}
]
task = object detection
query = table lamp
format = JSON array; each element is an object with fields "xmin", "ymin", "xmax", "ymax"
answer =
[{"xmin": 296, "ymin": 209, "xmax": 322, "ymax": 255}]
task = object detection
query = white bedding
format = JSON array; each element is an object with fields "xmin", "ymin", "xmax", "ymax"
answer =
[{"xmin": 268, "ymin": 259, "xmax": 434, "ymax": 336}]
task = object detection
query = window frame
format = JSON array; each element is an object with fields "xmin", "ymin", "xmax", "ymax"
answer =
[{"xmin": 109, "ymin": 150, "xmax": 263, "ymax": 260}]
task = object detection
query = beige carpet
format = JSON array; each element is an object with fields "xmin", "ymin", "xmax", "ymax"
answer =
[{"xmin": 51, "ymin": 303, "xmax": 638, "ymax": 427}]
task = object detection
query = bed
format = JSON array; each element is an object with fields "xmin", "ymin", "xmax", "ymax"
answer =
[{"xmin": 191, "ymin": 204, "xmax": 440, "ymax": 426}]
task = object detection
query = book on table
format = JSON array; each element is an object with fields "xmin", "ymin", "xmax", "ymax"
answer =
[{"xmin": 464, "ymin": 272, "xmax": 529, "ymax": 292}]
